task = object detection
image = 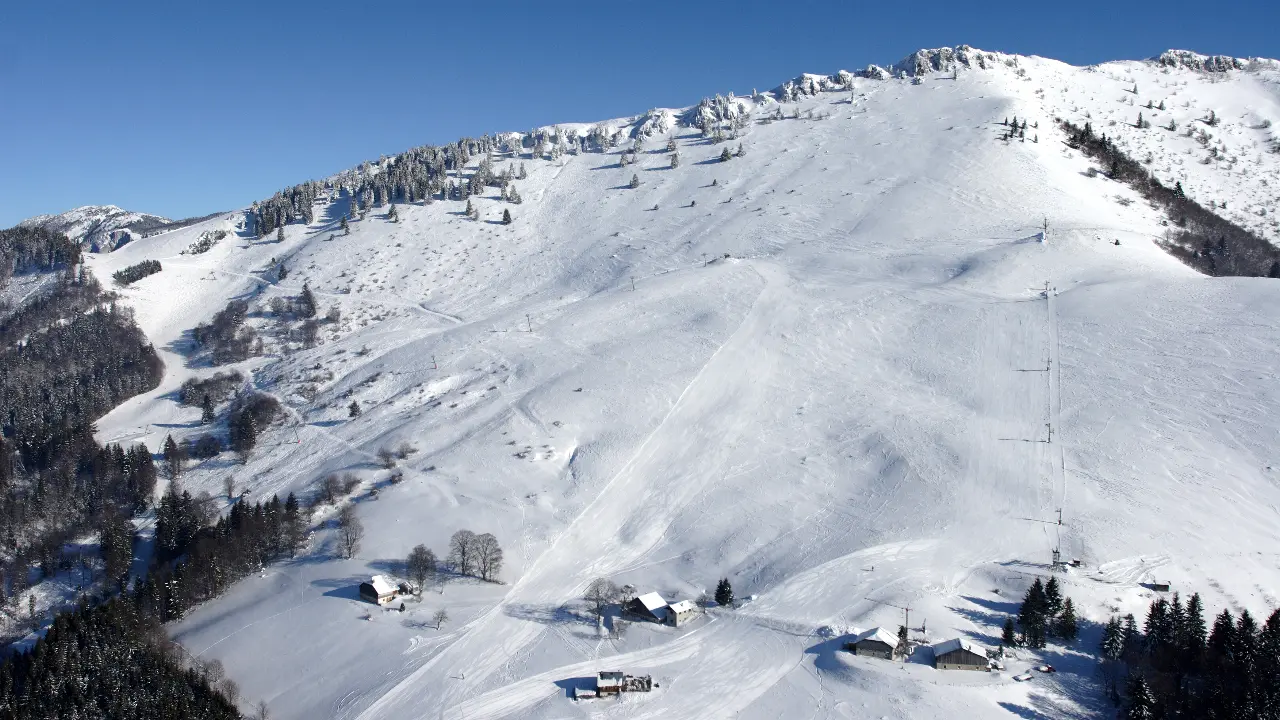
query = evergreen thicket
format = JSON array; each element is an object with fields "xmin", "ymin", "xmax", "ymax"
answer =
[
  {"xmin": 1, "ymin": 262, "xmax": 163, "ymax": 602},
  {"xmin": 1099, "ymin": 591, "xmax": 1280, "ymax": 718},
  {"xmin": 112, "ymin": 259, "xmax": 162, "ymax": 286},
  {"xmin": 0, "ymin": 597, "xmax": 241, "ymax": 719},
  {"xmin": 1062, "ymin": 119, "xmax": 1280, "ymax": 277}
]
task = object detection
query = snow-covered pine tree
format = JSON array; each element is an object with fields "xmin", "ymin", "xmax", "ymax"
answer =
[
  {"xmin": 670, "ymin": 152, "xmax": 680, "ymax": 169},
  {"xmin": 502, "ymin": 209, "xmax": 512, "ymax": 225},
  {"xmin": 630, "ymin": 174, "xmax": 639, "ymax": 189},
  {"xmin": 714, "ymin": 578, "xmax": 734, "ymax": 607},
  {"xmin": 1055, "ymin": 598, "xmax": 1078, "ymax": 640},
  {"xmin": 720, "ymin": 147, "xmax": 732, "ymax": 162},
  {"xmin": 666, "ymin": 136, "xmax": 677, "ymax": 152}
]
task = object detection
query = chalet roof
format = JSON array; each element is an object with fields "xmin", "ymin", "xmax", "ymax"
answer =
[
  {"xmin": 634, "ymin": 592, "xmax": 668, "ymax": 612},
  {"xmin": 932, "ymin": 637, "xmax": 986, "ymax": 658},
  {"xmin": 367, "ymin": 575, "xmax": 397, "ymax": 596},
  {"xmin": 854, "ymin": 626, "xmax": 900, "ymax": 647},
  {"xmin": 668, "ymin": 600, "xmax": 697, "ymax": 614}
]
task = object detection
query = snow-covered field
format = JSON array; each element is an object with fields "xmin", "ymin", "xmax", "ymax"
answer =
[{"xmin": 79, "ymin": 48, "xmax": 1280, "ymax": 719}]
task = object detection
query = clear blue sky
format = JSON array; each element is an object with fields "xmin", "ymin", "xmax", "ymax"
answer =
[{"xmin": 1, "ymin": 0, "xmax": 1275, "ymax": 227}]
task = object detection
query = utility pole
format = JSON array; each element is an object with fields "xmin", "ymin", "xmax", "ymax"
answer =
[
  {"xmin": 865, "ymin": 598, "xmax": 913, "ymax": 636},
  {"xmin": 1045, "ymin": 423, "xmax": 1053, "ymax": 444},
  {"xmin": 431, "ymin": 355, "xmax": 438, "ymax": 370},
  {"xmin": 630, "ymin": 276, "xmax": 636, "ymax": 292},
  {"xmin": 526, "ymin": 314, "xmax": 532, "ymax": 333}
]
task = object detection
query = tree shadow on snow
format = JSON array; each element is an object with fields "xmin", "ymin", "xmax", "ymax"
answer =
[
  {"xmin": 367, "ymin": 558, "xmax": 405, "ymax": 576},
  {"xmin": 504, "ymin": 602, "xmax": 587, "ymax": 626}
]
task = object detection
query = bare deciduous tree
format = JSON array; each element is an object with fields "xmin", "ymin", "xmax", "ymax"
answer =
[
  {"xmin": 338, "ymin": 505, "xmax": 363, "ymax": 558},
  {"xmin": 474, "ymin": 533, "xmax": 503, "ymax": 582},
  {"xmin": 376, "ymin": 447, "xmax": 397, "ymax": 468},
  {"xmin": 407, "ymin": 544, "xmax": 436, "ymax": 593},
  {"xmin": 448, "ymin": 530, "xmax": 477, "ymax": 576},
  {"xmin": 585, "ymin": 577, "xmax": 620, "ymax": 620},
  {"xmin": 433, "ymin": 608, "xmax": 449, "ymax": 630}
]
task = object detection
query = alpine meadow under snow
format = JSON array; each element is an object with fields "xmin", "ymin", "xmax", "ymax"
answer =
[{"xmin": 11, "ymin": 45, "xmax": 1280, "ymax": 718}]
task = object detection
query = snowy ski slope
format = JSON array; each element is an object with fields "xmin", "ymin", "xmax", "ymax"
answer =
[{"xmin": 82, "ymin": 48, "xmax": 1280, "ymax": 719}]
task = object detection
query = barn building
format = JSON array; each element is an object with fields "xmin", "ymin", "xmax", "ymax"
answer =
[
  {"xmin": 596, "ymin": 671, "xmax": 625, "ymax": 696},
  {"xmin": 843, "ymin": 627, "xmax": 901, "ymax": 660},
  {"xmin": 626, "ymin": 592, "xmax": 669, "ymax": 623},
  {"xmin": 666, "ymin": 600, "xmax": 699, "ymax": 627},
  {"xmin": 931, "ymin": 638, "xmax": 990, "ymax": 671},
  {"xmin": 359, "ymin": 575, "xmax": 398, "ymax": 605}
]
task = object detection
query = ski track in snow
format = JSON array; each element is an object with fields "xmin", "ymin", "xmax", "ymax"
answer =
[{"xmin": 67, "ymin": 49, "xmax": 1280, "ymax": 720}]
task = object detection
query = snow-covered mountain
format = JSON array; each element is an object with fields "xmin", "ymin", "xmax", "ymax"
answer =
[
  {"xmin": 19, "ymin": 204, "xmax": 173, "ymax": 251},
  {"xmin": 73, "ymin": 45, "xmax": 1280, "ymax": 720}
]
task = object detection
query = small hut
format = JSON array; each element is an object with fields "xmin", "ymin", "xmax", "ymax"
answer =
[
  {"xmin": 359, "ymin": 575, "xmax": 398, "ymax": 605},
  {"xmin": 843, "ymin": 627, "xmax": 901, "ymax": 660},
  {"xmin": 625, "ymin": 592, "xmax": 669, "ymax": 623},
  {"xmin": 666, "ymin": 600, "xmax": 699, "ymax": 627},
  {"xmin": 931, "ymin": 638, "xmax": 990, "ymax": 671}
]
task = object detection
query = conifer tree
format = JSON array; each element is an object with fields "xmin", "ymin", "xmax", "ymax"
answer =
[
  {"xmin": 714, "ymin": 578, "xmax": 734, "ymax": 608},
  {"xmin": 630, "ymin": 174, "xmax": 639, "ymax": 189},
  {"xmin": 1002, "ymin": 616, "xmax": 1017, "ymax": 646},
  {"xmin": 502, "ymin": 209, "xmax": 512, "ymax": 225},
  {"xmin": 1018, "ymin": 578, "xmax": 1049, "ymax": 648},
  {"xmin": 348, "ymin": 400, "xmax": 361, "ymax": 417},
  {"xmin": 340, "ymin": 215, "xmax": 350, "ymax": 235},
  {"xmin": 720, "ymin": 147, "xmax": 733, "ymax": 162},
  {"xmin": 163, "ymin": 434, "xmax": 185, "ymax": 480},
  {"xmin": 201, "ymin": 394, "xmax": 216, "ymax": 424},
  {"xmin": 276, "ymin": 226, "xmax": 285, "ymax": 242},
  {"xmin": 1182, "ymin": 593, "xmax": 1207, "ymax": 673},
  {"xmin": 387, "ymin": 203, "xmax": 398, "ymax": 222},
  {"xmin": 1045, "ymin": 575, "xmax": 1063, "ymax": 617},
  {"xmin": 666, "ymin": 136, "xmax": 677, "ymax": 152},
  {"xmin": 670, "ymin": 152, "xmax": 680, "ymax": 169},
  {"xmin": 1125, "ymin": 674, "xmax": 1156, "ymax": 719},
  {"xmin": 1055, "ymin": 598, "xmax": 1078, "ymax": 640},
  {"xmin": 297, "ymin": 283, "xmax": 317, "ymax": 319}
]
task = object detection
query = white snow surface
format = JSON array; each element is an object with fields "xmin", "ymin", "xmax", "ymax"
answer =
[{"xmin": 81, "ymin": 48, "xmax": 1280, "ymax": 720}]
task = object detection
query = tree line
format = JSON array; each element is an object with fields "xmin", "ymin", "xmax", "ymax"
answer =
[
  {"xmin": 1100, "ymin": 592, "xmax": 1280, "ymax": 719},
  {"xmin": 0, "ymin": 596, "xmax": 240, "ymax": 719},
  {"xmin": 1062, "ymin": 118, "xmax": 1280, "ymax": 278}
]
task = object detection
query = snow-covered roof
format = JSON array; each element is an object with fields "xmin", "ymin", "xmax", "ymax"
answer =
[
  {"xmin": 932, "ymin": 638, "xmax": 986, "ymax": 658},
  {"xmin": 635, "ymin": 592, "xmax": 668, "ymax": 612},
  {"xmin": 854, "ymin": 627, "xmax": 900, "ymax": 647},
  {"xmin": 367, "ymin": 575, "xmax": 397, "ymax": 596},
  {"xmin": 668, "ymin": 600, "xmax": 697, "ymax": 614}
]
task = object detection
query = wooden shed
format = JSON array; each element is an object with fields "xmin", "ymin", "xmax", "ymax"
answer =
[
  {"xmin": 931, "ymin": 638, "xmax": 990, "ymax": 671},
  {"xmin": 843, "ymin": 627, "xmax": 901, "ymax": 660}
]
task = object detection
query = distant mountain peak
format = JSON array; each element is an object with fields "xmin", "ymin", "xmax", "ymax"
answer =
[{"xmin": 19, "ymin": 204, "xmax": 172, "ymax": 252}]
